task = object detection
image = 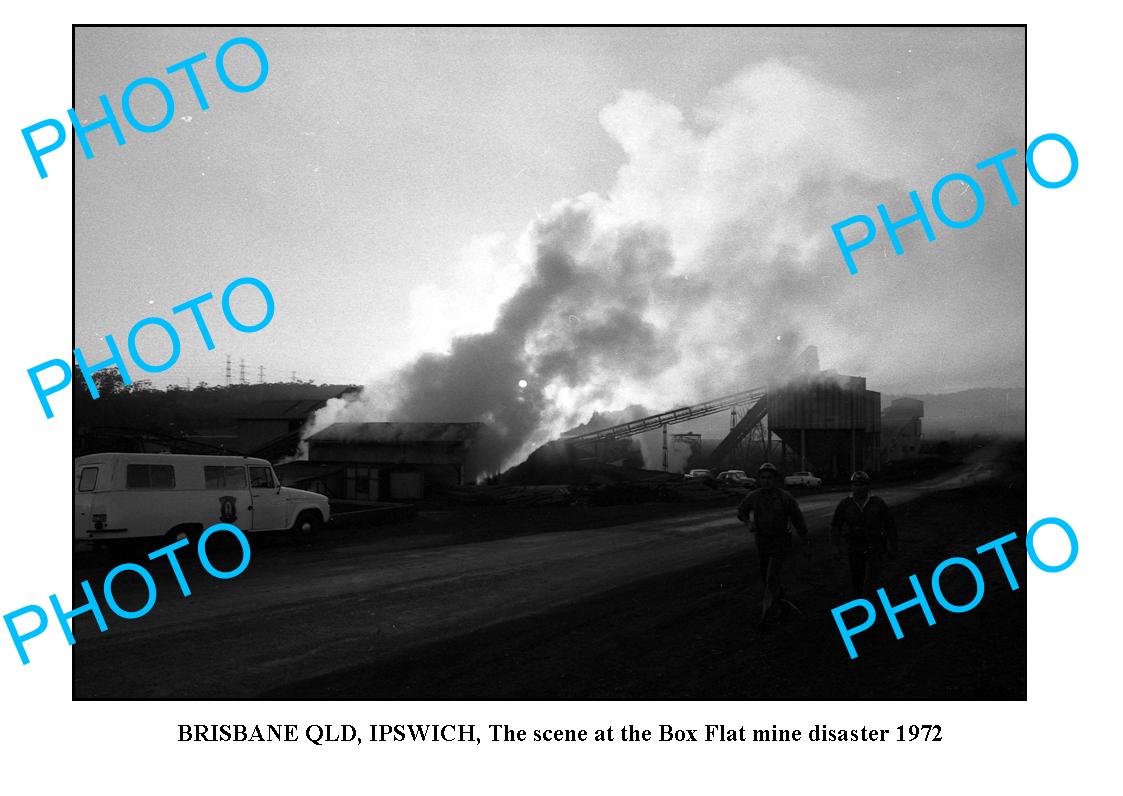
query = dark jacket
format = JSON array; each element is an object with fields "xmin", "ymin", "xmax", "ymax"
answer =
[
  {"xmin": 830, "ymin": 495, "xmax": 898, "ymax": 551},
  {"xmin": 737, "ymin": 487, "xmax": 808, "ymax": 537}
]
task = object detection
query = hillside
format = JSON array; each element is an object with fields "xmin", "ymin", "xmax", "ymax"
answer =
[
  {"xmin": 73, "ymin": 380, "xmax": 359, "ymax": 438},
  {"xmin": 888, "ymin": 387, "xmax": 1025, "ymax": 438}
]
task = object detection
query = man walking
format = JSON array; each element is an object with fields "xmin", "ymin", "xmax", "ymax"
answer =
[
  {"xmin": 737, "ymin": 462, "xmax": 810, "ymax": 627},
  {"xmin": 829, "ymin": 471, "xmax": 898, "ymax": 598}
]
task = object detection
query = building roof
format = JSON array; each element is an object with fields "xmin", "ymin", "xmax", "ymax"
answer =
[
  {"xmin": 237, "ymin": 399, "xmax": 330, "ymax": 421},
  {"xmin": 307, "ymin": 422, "xmax": 486, "ymax": 445}
]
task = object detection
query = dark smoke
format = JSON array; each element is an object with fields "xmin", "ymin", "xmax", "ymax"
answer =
[{"xmin": 303, "ymin": 60, "xmax": 971, "ymax": 474}]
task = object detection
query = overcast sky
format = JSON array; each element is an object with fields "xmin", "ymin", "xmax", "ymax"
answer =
[{"xmin": 75, "ymin": 26, "xmax": 1024, "ymax": 420}]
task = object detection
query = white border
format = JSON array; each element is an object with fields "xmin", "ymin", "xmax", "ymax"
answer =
[{"xmin": 1, "ymin": 4, "xmax": 1115, "ymax": 793}]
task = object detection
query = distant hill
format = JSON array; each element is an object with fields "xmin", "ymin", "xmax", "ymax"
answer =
[{"xmin": 887, "ymin": 387, "xmax": 1025, "ymax": 438}]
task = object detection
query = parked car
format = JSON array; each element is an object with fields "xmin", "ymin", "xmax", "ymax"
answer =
[
  {"xmin": 683, "ymin": 468, "xmax": 716, "ymax": 481},
  {"xmin": 716, "ymin": 470, "xmax": 757, "ymax": 488},
  {"xmin": 783, "ymin": 471, "xmax": 822, "ymax": 488}
]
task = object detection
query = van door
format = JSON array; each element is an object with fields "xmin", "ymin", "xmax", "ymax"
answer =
[
  {"xmin": 124, "ymin": 461, "xmax": 179, "ymax": 538},
  {"xmin": 248, "ymin": 465, "xmax": 287, "ymax": 531},
  {"xmin": 203, "ymin": 464, "xmax": 252, "ymax": 528}
]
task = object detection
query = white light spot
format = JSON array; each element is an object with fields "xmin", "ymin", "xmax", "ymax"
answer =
[
  {"xmin": 180, "ymin": 115, "xmax": 192, "ymax": 122},
  {"xmin": 776, "ymin": 335, "xmax": 782, "ymax": 341},
  {"xmin": 518, "ymin": 379, "xmax": 528, "ymax": 389}
]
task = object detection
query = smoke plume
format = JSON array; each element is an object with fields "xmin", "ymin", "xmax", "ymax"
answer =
[{"xmin": 303, "ymin": 61, "xmax": 925, "ymax": 473}]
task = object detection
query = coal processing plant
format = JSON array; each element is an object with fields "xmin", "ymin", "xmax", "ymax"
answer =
[
  {"xmin": 507, "ymin": 346, "xmax": 898, "ymax": 487},
  {"xmin": 558, "ymin": 374, "xmax": 881, "ymax": 480},
  {"xmin": 269, "ymin": 348, "xmax": 911, "ymax": 497}
]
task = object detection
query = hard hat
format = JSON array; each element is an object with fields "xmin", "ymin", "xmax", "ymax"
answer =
[
  {"xmin": 758, "ymin": 462, "xmax": 778, "ymax": 475},
  {"xmin": 850, "ymin": 470, "xmax": 871, "ymax": 483}
]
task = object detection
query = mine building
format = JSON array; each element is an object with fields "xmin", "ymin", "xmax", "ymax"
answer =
[
  {"xmin": 236, "ymin": 398, "xmax": 332, "ymax": 454},
  {"xmin": 768, "ymin": 372, "xmax": 882, "ymax": 477},
  {"xmin": 290, "ymin": 421, "xmax": 486, "ymax": 501},
  {"xmin": 560, "ymin": 346, "xmax": 883, "ymax": 481},
  {"xmin": 881, "ymin": 397, "xmax": 925, "ymax": 462}
]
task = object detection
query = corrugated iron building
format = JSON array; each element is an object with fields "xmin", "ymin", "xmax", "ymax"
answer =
[
  {"xmin": 236, "ymin": 399, "xmax": 331, "ymax": 455},
  {"xmin": 302, "ymin": 422, "xmax": 485, "ymax": 500},
  {"xmin": 768, "ymin": 373, "xmax": 881, "ymax": 477}
]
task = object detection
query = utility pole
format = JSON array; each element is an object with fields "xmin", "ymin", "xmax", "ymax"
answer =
[
  {"xmin": 662, "ymin": 424, "xmax": 668, "ymax": 472},
  {"xmin": 225, "ymin": 355, "xmax": 232, "ymax": 386},
  {"xmin": 239, "ymin": 358, "xmax": 246, "ymax": 384},
  {"xmin": 730, "ymin": 408, "xmax": 738, "ymax": 468},
  {"xmin": 291, "ymin": 370, "xmax": 296, "ymax": 383},
  {"xmin": 258, "ymin": 365, "xmax": 265, "ymax": 384}
]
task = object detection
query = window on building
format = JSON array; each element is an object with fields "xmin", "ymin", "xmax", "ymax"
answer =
[
  {"xmin": 354, "ymin": 467, "xmax": 370, "ymax": 496},
  {"xmin": 126, "ymin": 464, "xmax": 175, "ymax": 489},
  {"xmin": 77, "ymin": 467, "xmax": 98, "ymax": 492},
  {"xmin": 204, "ymin": 466, "xmax": 247, "ymax": 489}
]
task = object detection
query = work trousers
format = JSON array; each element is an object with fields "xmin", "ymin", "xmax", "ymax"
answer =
[{"xmin": 755, "ymin": 533, "xmax": 792, "ymax": 621}]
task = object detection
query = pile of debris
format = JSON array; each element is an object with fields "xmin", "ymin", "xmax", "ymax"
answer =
[
  {"xmin": 446, "ymin": 473, "xmax": 751, "ymax": 507},
  {"xmin": 444, "ymin": 484, "xmax": 578, "ymax": 507}
]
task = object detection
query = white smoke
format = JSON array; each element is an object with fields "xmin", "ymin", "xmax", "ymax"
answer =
[{"xmin": 302, "ymin": 60, "xmax": 908, "ymax": 474}]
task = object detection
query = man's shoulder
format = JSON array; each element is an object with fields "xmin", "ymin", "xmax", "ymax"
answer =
[
  {"xmin": 776, "ymin": 487, "xmax": 800, "ymax": 504},
  {"xmin": 744, "ymin": 487, "xmax": 790, "ymax": 497},
  {"xmin": 741, "ymin": 488, "xmax": 763, "ymax": 503},
  {"xmin": 740, "ymin": 488, "xmax": 778, "ymax": 507},
  {"xmin": 737, "ymin": 488, "xmax": 757, "ymax": 504}
]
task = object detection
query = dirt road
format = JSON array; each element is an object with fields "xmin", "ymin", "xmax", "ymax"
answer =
[{"xmin": 73, "ymin": 464, "xmax": 1018, "ymax": 699}]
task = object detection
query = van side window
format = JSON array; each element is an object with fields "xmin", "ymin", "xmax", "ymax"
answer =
[
  {"xmin": 126, "ymin": 464, "xmax": 175, "ymax": 489},
  {"xmin": 204, "ymin": 466, "xmax": 247, "ymax": 489},
  {"xmin": 225, "ymin": 466, "xmax": 246, "ymax": 489},
  {"xmin": 77, "ymin": 467, "xmax": 99, "ymax": 492},
  {"xmin": 249, "ymin": 466, "xmax": 275, "ymax": 489}
]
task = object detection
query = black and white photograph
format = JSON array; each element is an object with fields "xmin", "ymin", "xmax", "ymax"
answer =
[{"xmin": 70, "ymin": 25, "xmax": 1026, "ymax": 701}]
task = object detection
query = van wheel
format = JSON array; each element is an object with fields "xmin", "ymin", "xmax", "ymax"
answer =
[
  {"xmin": 291, "ymin": 511, "xmax": 322, "ymax": 539},
  {"xmin": 166, "ymin": 525, "xmax": 201, "ymax": 545}
]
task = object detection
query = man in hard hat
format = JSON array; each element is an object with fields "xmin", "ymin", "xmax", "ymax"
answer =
[
  {"xmin": 737, "ymin": 462, "xmax": 811, "ymax": 626},
  {"xmin": 829, "ymin": 470, "xmax": 899, "ymax": 598}
]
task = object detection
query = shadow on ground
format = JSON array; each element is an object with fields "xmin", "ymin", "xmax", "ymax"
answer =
[{"xmin": 263, "ymin": 481, "xmax": 1026, "ymax": 700}]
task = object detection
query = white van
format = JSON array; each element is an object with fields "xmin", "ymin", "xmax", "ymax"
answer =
[{"xmin": 74, "ymin": 453, "xmax": 330, "ymax": 543}]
